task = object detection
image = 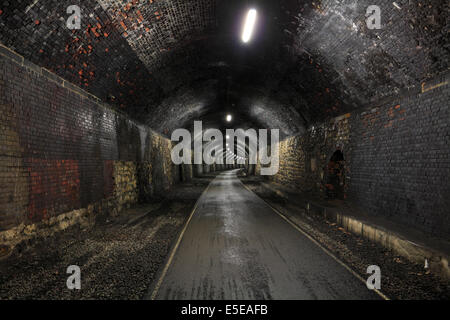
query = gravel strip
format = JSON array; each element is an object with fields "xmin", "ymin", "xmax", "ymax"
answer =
[
  {"xmin": 0, "ymin": 176, "xmax": 215, "ymax": 300},
  {"xmin": 0, "ymin": 200, "xmax": 193, "ymax": 300}
]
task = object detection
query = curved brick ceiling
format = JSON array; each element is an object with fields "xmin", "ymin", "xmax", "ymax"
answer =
[{"xmin": 0, "ymin": 0, "xmax": 447, "ymax": 136}]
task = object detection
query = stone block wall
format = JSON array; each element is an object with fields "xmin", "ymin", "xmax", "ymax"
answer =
[
  {"xmin": 270, "ymin": 136, "xmax": 306, "ymax": 190},
  {"xmin": 113, "ymin": 161, "xmax": 138, "ymax": 211}
]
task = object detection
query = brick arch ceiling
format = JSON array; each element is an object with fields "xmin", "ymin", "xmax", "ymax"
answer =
[{"xmin": 0, "ymin": 0, "xmax": 447, "ymax": 136}]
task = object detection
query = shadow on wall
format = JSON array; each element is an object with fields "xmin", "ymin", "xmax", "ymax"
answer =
[
  {"xmin": 150, "ymin": 139, "xmax": 171, "ymax": 198},
  {"xmin": 325, "ymin": 150, "xmax": 346, "ymax": 200}
]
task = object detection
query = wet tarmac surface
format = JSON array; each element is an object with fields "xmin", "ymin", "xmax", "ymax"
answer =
[{"xmin": 152, "ymin": 170, "xmax": 380, "ymax": 300}]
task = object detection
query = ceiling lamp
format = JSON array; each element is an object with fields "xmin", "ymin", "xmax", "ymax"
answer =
[{"xmin": 242, "ymin": 9, "xmax": 257, "ymax": 43}]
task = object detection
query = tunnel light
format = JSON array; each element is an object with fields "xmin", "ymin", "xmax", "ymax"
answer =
[
  {"xmin": 242, "ymin": 9, "xmax": 257, "ymax": 43},
  {"xmin": 226, "ymin": 135, "xmax": 230, "ymax": 140},
  {"xmin": 226, "ymin": 114, "xmax": 232, "ymax": 122}
]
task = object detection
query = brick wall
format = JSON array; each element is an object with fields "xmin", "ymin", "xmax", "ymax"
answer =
[
  {"xmin": 269, "ymin": 74, "xmax": 450, "ymax": 237},
  {"xmin": 0, "ymin": 48, "xmax": 180, "ymax": 233},
  {"xmin": 348, "ymin": 79, "xmax": 450, "ymax": 237}
]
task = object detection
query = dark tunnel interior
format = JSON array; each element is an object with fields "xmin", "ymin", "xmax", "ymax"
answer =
[{"xmin": 0, "ymin": 0, "xmax": 449, "ymax": 302}]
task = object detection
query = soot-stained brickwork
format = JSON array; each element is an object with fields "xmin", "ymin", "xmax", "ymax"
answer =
[
  {"xmin": 0, "ymin": 0, "xmax": 157, "ymax": 113},
  {"xmin": 0, "ymin": 0, "xmax": 220, "ymax": 134},
  {"xmin": 1, "ymin": 1, "xmax": 447, "ymax": 137},
  {"xmin": 0, "ymin": 48, "xmax": 180, "ymax": 232},
  {"xmin": 282, "ymin": 0, "xmax": 449, "ymax": 117},
  {"xmin": 269, "ymin": 75, "xmax": 450, "ymax": 237}
]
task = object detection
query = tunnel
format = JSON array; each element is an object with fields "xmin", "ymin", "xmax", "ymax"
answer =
[{"xmin": 0, "ymin": 0, "xmax": 449, "ymax": 303}]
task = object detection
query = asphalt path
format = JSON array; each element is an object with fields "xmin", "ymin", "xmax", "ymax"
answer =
[{"xmin": 151, "ymin": 170, "xmax": 381, "ymax": 300}]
